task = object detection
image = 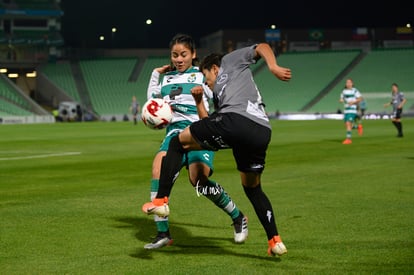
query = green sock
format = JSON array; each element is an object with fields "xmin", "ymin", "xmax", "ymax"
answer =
[
  {"xmin": 155, "ymin": 220, "xmax": 169, "ymax": 233},
  {"xmin": 200, "ymin": 180, "xmax": 241, "ymax": 220},
  {"xmin": 150, "ymin": 179, "xmax": 169, "ymax": 233}
]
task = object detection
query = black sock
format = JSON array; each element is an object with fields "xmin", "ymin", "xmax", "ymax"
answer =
[
  {"xmin": 396, "ymin": 122, "xmax": 403, "ymax": 134},
  {"xmin": 243, "ymin": 184, "xmax": 278, "ymax": 239},
  {"xmin": 392, "ymin": 121, "xmax": 398, "ymax": 129},
  {"xmin": 156, "ymin": 135, "xmax": 185, "ymax": 198}
]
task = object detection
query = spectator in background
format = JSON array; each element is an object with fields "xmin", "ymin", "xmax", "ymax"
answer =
[
  {"xmin": 384, "ymin": 83, "xmax": 407, "ymax": 137},
  {"xmin": 339, "ymin": 78, "xmax": 363, "ymax": 144},
  {"xmin": 354, "ymin": 97, "xmax": 366, "ymax": 135},
  {"xmin": 76, "ymin": 104, "xmax": 83, "ymax": 122},
  {"xmin": 129, "ymin": 95, "xmax": 140, "ymax": 125}
]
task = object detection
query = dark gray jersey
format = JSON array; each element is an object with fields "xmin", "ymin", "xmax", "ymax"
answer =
[
  {"xmin": 391, "ymin": 91, "xmax": 405, "ymax": 110},
  {"xmin": 213, "ymin": 44, "xmax": 270, "ymax": 129}
]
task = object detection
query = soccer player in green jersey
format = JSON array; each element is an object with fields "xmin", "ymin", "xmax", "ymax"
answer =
[
  {"xmin": 339, "ymin": 78, "xmax": 363, "ymax": 144},
  {"xmin": 142, "ymin": 42, "xmax": 291, "ymax": 257},
  {"xmin": 384, "ymin": 83, "xmax": 407, "ymax": 137},
  {"xmin": 143, "ymin": 33, "xmax": 248, "ymax": 249}
]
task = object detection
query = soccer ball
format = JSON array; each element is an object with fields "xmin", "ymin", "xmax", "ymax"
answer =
[{"xmin": 141, "ymin": 98, "xmax": 173, "ymax": 130}]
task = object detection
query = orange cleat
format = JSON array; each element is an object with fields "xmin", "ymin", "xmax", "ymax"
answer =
[
  {"xmin": 357, "ymin": 124, "xmax": 363, "ymax": 136},
  {"xmin": 342, "ymin": 138, "xmax": 352, "ymax": 144},
  {"xmin": 142, "ymin": 197, "xmax": 170, "ymax": 217},
  {"xmin": 268, "ymin": 235, "xmax": 287, "ymax": 256}
]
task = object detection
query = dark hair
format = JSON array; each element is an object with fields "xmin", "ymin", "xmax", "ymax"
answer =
[
  {"xmin": 169, "ymin": 33, "xmax": 198, "ymax": 66},
  {"xmin": 169, "ymin": 33, "xmax": 196, "ymax": 52},
  {"xmin": 199, "ymin": 53, "xmax": 224, "ymax": 71},
  {"xmin": 392, "ymin": 82, "xmax": 398, "ymax": 88}
]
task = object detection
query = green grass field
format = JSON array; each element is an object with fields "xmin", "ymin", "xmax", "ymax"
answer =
[{"xmin": 1, "ymin": 119, "xmax": 413, "ymax": 274}]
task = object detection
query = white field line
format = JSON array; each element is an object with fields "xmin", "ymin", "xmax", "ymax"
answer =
[{"xmin": 0, "ymin": 152, "xmax": 82, "ymax": 161}]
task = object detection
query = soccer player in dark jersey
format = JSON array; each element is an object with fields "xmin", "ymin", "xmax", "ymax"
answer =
[
  {"xmin": 142, "ymin": 42, "xmax": 291, "ymax": 257},
  {"xmin": 384, "ymin": 83, "xmax": 407, "ymax": 137}
]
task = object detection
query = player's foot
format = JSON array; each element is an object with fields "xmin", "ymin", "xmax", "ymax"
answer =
[
  {"xmin": 342, "ymin": 138, "xmax": 352, "ymax": 144},
  {"xmin": 142, "ymin": 197, "xmax": 170, "ymax": 217},
  {"xmin": 397, "ymin": 133, "xmax": 403, "ymax": 137},
  {"xmin": 232, "ymin": 214, "xmax": 248, "ymax": 243},
  {"xmin": 144, "ymin": 232, "xmax": 173, "ymax": 249},
  {"xmin": 267, "ymin": 235, "xmax": 287, "ymax": 256},
  {"xmin": 358, "ymin": 124, "xmax": 363, "ymax": 135}
]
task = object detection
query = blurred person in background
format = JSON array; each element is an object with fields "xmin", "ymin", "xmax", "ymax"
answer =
[
  {"xmin": 339, "ymin": 78, "xmax": 363, "ymax": 144},
  {"xmin": 384, "ymin": 83, "xmax": 407, "ymax": 137},
  {"xmin": 130, "ymin": 95, "xmax": 140, "ymax": 125}
]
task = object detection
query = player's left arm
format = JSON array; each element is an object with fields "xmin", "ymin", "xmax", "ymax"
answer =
[
  {"xmin": 353, "ymin": 96, "xmax": 363, "ymax": 105},
  {"xmin": 255, "ymin": 43, "xmax": 291, "ymax": 82},
  {"xmin": 398, "ymin": 95, "xmax": 407, "ymax": 109}
]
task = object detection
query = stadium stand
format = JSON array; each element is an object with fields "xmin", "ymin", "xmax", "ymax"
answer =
[
  {"xmin": 253, "ymin": 50, "xmax": 362, "ymax": 114},
  {"xmin": 0, "ymin": 75, "xmax": 32, "ymax": 111},
  {"xmin": 135, "ymin": 56, "xmax": 170, "ymax": 99},
  {"xmin": 40, "ymin": 61, "xmax": 80, "ymax": 102},
  {"xmin": 5, "ymin": 47, "xmax": 413, "ymax": 121},
  {"xmin": 33, "ymin": 49, "xmax": 413, "ymax": 119},
  {"xmin": 0, "ymin": 77, "xmax": 34, "ymax": 116},
  {"xmin": 308, "ymin": 48, "xmax": 414, "ymax": 113},
  {"xmin": 0, "ymin": 99, "xmax": 33, "ymax": 116},
  {"xmin": 79, "ymin": 58, "xmax": 140, "ymax": 116}
]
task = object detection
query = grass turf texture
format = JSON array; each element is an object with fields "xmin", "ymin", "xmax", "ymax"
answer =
[{"xmin": 0, "ymin": 119, "xmax": 413, "ymax": 274}]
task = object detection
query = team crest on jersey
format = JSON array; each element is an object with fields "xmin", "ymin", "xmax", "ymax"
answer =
[
  {"xmin": 217, "ymin": 74, "xmax": 228, "ymax": 84},
  {"xmin": 187, "ymin": 73, "xmax": 197, "ymax": 83}
]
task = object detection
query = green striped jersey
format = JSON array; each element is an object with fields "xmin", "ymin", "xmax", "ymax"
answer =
[
  {"xmin": 147, "ymin": 66, "xmax": 212, "ymax": 124},
  {"xmin": 340, "ymin": 88, "xmax": 362, "ymax": 114}
]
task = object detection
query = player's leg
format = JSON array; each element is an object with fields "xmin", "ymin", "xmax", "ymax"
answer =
[
  {"xmin": 142, "ymin": 127, "xmax": 202, "ymax": 215},
  {"xmin": 240, "ymin": 172, "xmax": 286, "ymax": 256},
  {"xmin": 342, "ymin": 114, "xmax": 353, "ymax": 144},
  {"xmin": 187, "ymin": 153, "xmax": 248, "ymax": 243},
  {"xmin": 144, "ymin": 151, "xmax": 173, "ymax": 249},
  {"xmin": 356, "ymin": 113, "xmax": 363, "ymax": 135},
  {"xmin": 394, "ymin": 109, "xmax": 403, "ymax": 137},
  {"xmin": 231, "ymin": 118, "xmax": 287, "ymax": 256}
]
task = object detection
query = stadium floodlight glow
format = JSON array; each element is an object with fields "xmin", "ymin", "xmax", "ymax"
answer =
[
  {"xmin": 99, "ymin": 35, "xmax": 105, "ymax": 41},
  {"xmin": 8, "ymin": 73, "xmax": 18, "ymax": 78},
  {"xmin": 271, "ymin": 25, "xmax": 276, "ymax": 29},
  {"xmin": 26, "ymin": 71, "xmax": 37, "ymax": 78},
  {"xmin": 112, "ymin": 27, "xmax": 117, "ymax": 33},
  {"xmin": 0, "ymin": 68, "xmax": 7, "ymax": 73},
  {"xmin": 146, "ymin": 19, "xmax": 152, "ymax": 25}
]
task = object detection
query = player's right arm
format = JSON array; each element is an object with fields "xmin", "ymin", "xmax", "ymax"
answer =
[
  {"xmin": 146, "ymin": 65, "xmax": 172, "ymax": 100},
  {"xmin": 191, "ymin": 85, "xmax": 209, "ymax": 119}
]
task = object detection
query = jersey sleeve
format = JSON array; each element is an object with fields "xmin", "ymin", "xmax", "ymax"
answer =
[
  {"xmin": 146, "ymin": 70, "xmax": 162, "ymax": 100},
  {"xmin": 202, "ymin": 83, "xmax": 213, "ymax": 99},
  {"xmin": 355, "ymin": 89, "xmax": 362, "ymax": 98}
]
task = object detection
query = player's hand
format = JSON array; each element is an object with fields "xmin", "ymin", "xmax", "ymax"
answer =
[
  {"xmin": 270, "ymin": 65, "xmax": 291, "ymax": 82},
  {"xmin": 191, "ymin": 86, "xmax": 204, "ymax": 104},
  {"xmin": 155, "ymin": 65, "xmax": 172, "ymax": 74}
]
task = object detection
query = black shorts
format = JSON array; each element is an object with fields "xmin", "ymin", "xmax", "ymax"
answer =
[
  {"xmin": 393, "ymin": 108, "xmax": 403, "ymax": 119},
  {"xmin": 189, "ymin": 112, "xmax": 271, "ymax": 173}
]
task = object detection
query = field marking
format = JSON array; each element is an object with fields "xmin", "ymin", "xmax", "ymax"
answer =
[{"xmin": 0, "ymin": 152, "xmax": 82, "ymax": 161}]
